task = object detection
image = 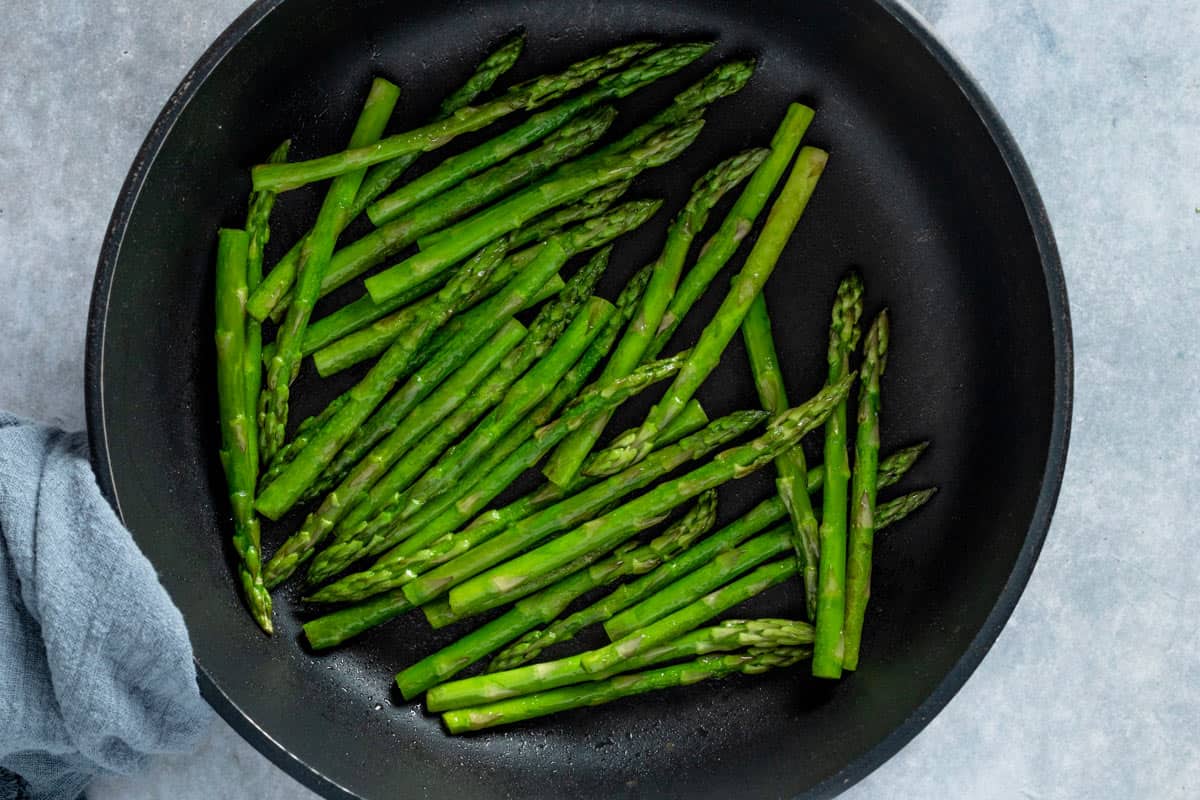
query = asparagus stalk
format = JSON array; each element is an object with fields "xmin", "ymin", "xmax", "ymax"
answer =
[
  {"xmin": 364, "ymin": 118, "xmax": 705, "ymax": 303},
  {"xmin": 366, "ymin": 42, "xmax": 710, "ymax": 224},
  {"xmin": 444, "ymin": 378, "xmax": 851, "ymax": 618},
  {"xmin": 352, "ymin": 34, "xmax": 525, "ymax": 214},
  {"xmin": 252, "ymin": 41, "xmax": 660, "ymax": 191},
  {"xmin": 588, "ymin": 144, "xmax": 828, "ymax": 477},
  {"xmin": 274, "ymin": 319, "xmax": 527, "ymax": 591},
  {"xmin": 304, "ymin": 350, "xmax": 688, "ymax": 600},
  {"xmin": 255, "ymin": 250, "xmax": 495, "ymax": 523},
  {"xmin": 401, "ymin": 409, "xmax": 769, "ymax": 609},
  {"xmin": 741, "ymin": 293, "xmax": 820, "ymax": 619},
  {"xmin": 812, "ymin": 272, "xmax": 865, "ymax": 679},
  {"xmin": 300, "ymin": 448, "xmax": 926, "ymax": 652},
  {"xmin": 648, "ymin": 103, "xmax": 814, "ymax": 358},
  {"xmin": 491, "ymin": 444, "xmax": 927, "ymax": 668},
  {"xmin": 307, "ymin": 403, "xmax": 709, "ymax": 608},
  {"xmin": 394, "ymin": 494, "xmax": 717, "ymax": 697},
  {"xmin": 433, "ymin": 617, "xmax": 809, "ymax": 711},
  {"xmin": 214, "ymin": 229, "xmax": 272, "ymax": 633},
  {"xmin": 542, "ymin": 147, "xmax": 770, "ymax": 488},
  {"xmin": 310, "ymin": 197, "xmax": 658, "ymax": 377},
  {"xmin": 258, "ymin": 79, "xmax": 400, "ymax": 462},
  {"xmin": 303, "ymin": 261, "xmax": 654, "ymax": 589},
  {"xmin": 261, "ymin": 247, "xmax": 592, "ymax": 586},
  {"xmin": 246, "ymin": 35, "xmax": 524, "ymax": 321},
  {"xmin": 843, "ymin": 310, "xmax": 889, "ymax": 670},
  {"xmin": 263, "ymin": 105, "xmax": 617, "ymax": 323},
  {"xmin": 243, "ymin": 140, "xmax": 289, "ymax": 473},
  {"xmin": 442, "ymin": 647, "xmax": 810, "ymax": 733},
  {"xmin": 306, "ymin": 295, "xmax": 614, "ymax": 584}
]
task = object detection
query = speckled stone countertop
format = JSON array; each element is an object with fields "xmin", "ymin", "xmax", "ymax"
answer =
[{"xmin": 1, "ymin": 1, "xmax": 1196, "ymax": 797}]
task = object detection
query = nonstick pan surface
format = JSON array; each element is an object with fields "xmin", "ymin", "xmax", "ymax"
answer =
[{"xmin": 86, "ymin": 1, "xmax": 1071, "ymax": 797}]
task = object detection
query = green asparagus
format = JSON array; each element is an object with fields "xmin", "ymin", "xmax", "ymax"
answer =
[
  {"xmin": 214, "ymin": 229, "xmax": 272, "ymax": 633},
  {"xmin": 588, "ymin": 144, "xmax": 828, "ymax": 477},
  {"xmin": 543, "ymin": 147, "xmax": 770, "ymax": 488},
  {"xmin": 258, "ymin": 78, "xmax": 400, "ymax": 462},
  {"xmin": 812, "ymin": 271, "xmax": 865, "ymax": 679},
  {"xmin": 843, "ymin": 310, "xmax": 889, "ymax": 671},
  {"xmin": 364, "ymin": 118, "xmax": 705, "ymax": 303},
  {"xmin": 252, "ymin": 41, "xmax": 659, "ymax": 192},
  {"xmin": 393, "ymin": 494, "xmax": 716, "ymax": 697}
]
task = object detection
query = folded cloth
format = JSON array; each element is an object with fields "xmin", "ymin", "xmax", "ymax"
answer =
[{"xmin": 0, "ymin": 412, "xmax": 210, "ymax": 800}]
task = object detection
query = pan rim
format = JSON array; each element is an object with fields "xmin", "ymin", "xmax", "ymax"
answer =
[{"xmin": 83, "ymin": 1, "xmax": 1073, "ymax": 797}]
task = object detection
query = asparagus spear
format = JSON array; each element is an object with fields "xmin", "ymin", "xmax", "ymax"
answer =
[
  {"xmin": 246, "ymin": 34, "xmax": 524, "ymax": 321},
  {"xmin": 306, "ymin": 295, "xmax": 614, "ymax": 583},
  {"xmin": 442, "ymin": 647, "xmax": 810, "ymax": 733},
  {"xmin": 491, "ymin": 444, "xmax": 927, "ymax": 668},
  {"xmin": 300, "ymin": 449, "xmax": 926, "ymax": 652},
  {"xmin": 262, "ymin": 248, "xmax": 593, "ymax": 586},
  {"xmin": 352, "ymin": 34, "xmax": 525, "ymax": 214},
  {"xmin": 258, "ymin": 78, "xmax": 400, "ymax": 462},
  {"xmin": 252, "ymin": 41, "xmax": 660, "ymax": 191},
  {"xmin": 444, "ymin": 378, "xmax": 851, "ymax": 618},
  {"xmin": 214, "ymin": 229, "xmax": 272, "ymax": 633},
  {"xmin": 307, "ymin": 403, "xmax": 709, "ymax": 608},
  {"xmin": 303, "ymin": 261, "xmax": 654, "ymax": 588},
  {"xmin": 364, "ymin": 118, "xmax": 705, "ymax": 303},
  {"xmin": 741, "ymin": 293, "xmax": 820, "ymax": 619},
  {"xmin": 243, "ymin": 140, "xmax": 290, "ymax": 473},
  {"xmin": 255, "ymin": 250, "xmax": 495, "ymax": 523},
  {"xmin": 432, "ymin": 617, "xmax": 809, "ymax": 711},
  {"xmin": 843, "ymin": 310, "xmax": 889, "ymax": 670},
  {"xmin": 812, "ymin": 272, "xmax": 864, "ymax": 679},
  {"xmin": 394, "ymin": 494, "xmax": 716, "ymax": 697},
  {"xmin": 274, "ymin": 319, "xmax": 528, "ymax": 591},
  {"xmin": 366, "ymin": 42, "xmax": 710, "ymax": 224},
  {"xmin": 543, "ymin": 147, "xmax": 770, "ymax": 488},
  {"xmin": 261, "ymin": 105, "xmax": 617, "ymax": 323},
  {"xmin": 588, "ymin": 144, "xmax": 828, "ymax": 477},
  {"xmin": 648, "ymin": 103, "xmax": 814, "ymax": 358},
  {"xmin": 310, "ymin": 197, "xmax": 658, "ymax": 377},
  {"xmin": 304, "ymin": 350, "xmax": 688, "ymax": 599},
  {"xmin": 260, "ymin": 395, "xmax": 348, "ymax": 487},
  {"xmin": 401, "ymin": 409, "xmax": 769, "ymax": 609}
]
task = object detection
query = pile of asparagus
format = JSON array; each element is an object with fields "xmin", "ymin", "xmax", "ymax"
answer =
[{"xmin": 212, "ymin": 33, "xmax": 934, "ymax": 731}]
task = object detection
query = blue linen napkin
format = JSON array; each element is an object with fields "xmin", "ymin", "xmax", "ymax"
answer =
[{"xmin": 0, "ymin": 412, "xmax": 210, "ymax": 800}]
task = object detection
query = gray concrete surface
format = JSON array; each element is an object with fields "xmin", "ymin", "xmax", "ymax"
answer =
[{"xmin": 1, "ymin": 0, "xmax": 1196, "ymax": 797}]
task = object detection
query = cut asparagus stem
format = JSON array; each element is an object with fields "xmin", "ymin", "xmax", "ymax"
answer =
[
  {"xmin": 812, "ymin": 272, "xmax": 865, "ymax": 679},
  {"xmin": 243, "ymin": 139, "xmax": 290, "ymax": 475},
  {"xmin": 393, "ymin": 494, "xmax": 716, "ymax": 697},
  {"xmin": 433, "ymin": 617, "xmax": 810, "ymax": 711},
  {"xmin": 258, "ymin": 78, "xmax": 400, "ymax": 462},
  {"xmin": 543, "ymin": 147, "xmax": 770, "ymax": 488},
  {"xmin": 255, "ymin": 251, "xmax": 495, "ymax": 524},
  {"xmin": 441, "ymin": 647, "xmax": 810, "ymax": 733},
  {"xmin": 741, "ymin": 292, "xmax": 820, "ymax": 619},
  {"xmin": 366, "ymin": 42, "xmax": 710, "ymax": 224},
  {"xmin": 443, "ymin": 378, "xmax": 851, "ymax": 618},
  {"xmin": 843, "ymin": 309, "xmax": 889, "ymax": 671},
  {"xmin": 588, "ymin": 143, "xmax": 828, "ymax": 477},
  {"xmin": 308, "ymin": 402, "xmax": 709, "ymax": 608},
  {"xmin": 648, "ymin": 103, "xmax": 814, "ymax": 358},
  {"xmin": 246, "ymin": 35, "xmax": 524, "ymax": 321},
  {"xmin": 364, "ymin": 118, "xmax": 705, "ymax": 303},
  {"xmin": 214, "ymin": 228, "xmax": 272, "ymax": 634},
  {"xmin": 310, "ymin": 198, "xmax": 659, "ymax": 377},
  {"xmin": 401, "ymin": 409, "xmax": 768, "ymax": 609},
  {"xmin": 263, "ymin": 105, "xmax": 616, "ymax": 324},
  {"xmin": 252, "ymin": 41, "xmax": 663, "ymax": 191}
]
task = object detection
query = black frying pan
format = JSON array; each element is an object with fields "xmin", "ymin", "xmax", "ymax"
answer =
[{"xmin": 85, "ymin": 0, "xmax": 1071, "ymax": 797}]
